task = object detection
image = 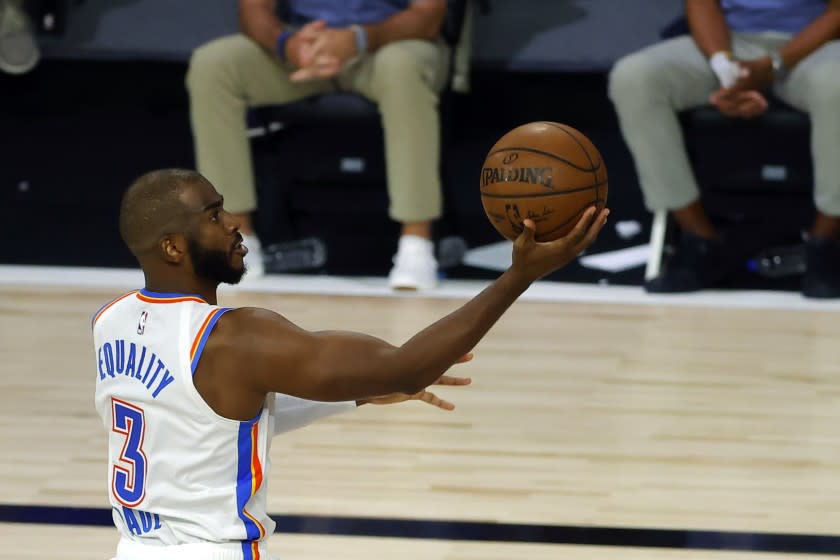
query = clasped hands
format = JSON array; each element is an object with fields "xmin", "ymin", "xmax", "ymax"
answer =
[
  {"xmin": 708, "ymin": 52, "xmax": 775, "ymax": 119},
  {"xmin": 284, "ymin": 20, "xmax": 360, "ymax": 82}
]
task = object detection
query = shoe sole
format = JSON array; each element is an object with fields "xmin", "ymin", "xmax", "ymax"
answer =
[{"xmin": 388, "ymin": 278, "xmax": 437, "ymax": 291}]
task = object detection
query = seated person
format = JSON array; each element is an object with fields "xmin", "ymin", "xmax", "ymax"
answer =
[
  {"xmin": 187, "ymin": 0, "xmax": 451, "ymax": 290},
  {"xmin": 608, "ymin": 0, "xmax": 840, "ymax": 298}
]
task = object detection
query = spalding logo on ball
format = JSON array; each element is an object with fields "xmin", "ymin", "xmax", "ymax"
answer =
[{"xmin": 480, "ymin": 121, "xmax": 608, "ymax": 242}]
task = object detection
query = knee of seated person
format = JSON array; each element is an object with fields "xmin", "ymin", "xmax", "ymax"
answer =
[
  {"xmin": 186, "ymin": 37, "xmax": 243, "ymax": 91},
  {"xmin": 373, "ymin": 42, "xmax": 432, "ymax": 84},
  {"xmin": 608, "ymin": 53, "xmax": 659, "ymax": 101},
  {"xmin": 803, "ymin": 72, "xmax": 840, "ymax": 108}
]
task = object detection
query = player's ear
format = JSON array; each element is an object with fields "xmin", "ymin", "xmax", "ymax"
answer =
[{"xmin": 160, "ymin": 233, "xmax": 187, "ymax": 264}]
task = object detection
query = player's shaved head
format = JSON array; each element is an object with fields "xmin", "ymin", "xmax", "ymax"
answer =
[{"xmin": 119, "ymin": 169, "xmax": 208, "ymax": 256}]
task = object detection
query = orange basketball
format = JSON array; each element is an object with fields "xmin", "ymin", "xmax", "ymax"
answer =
[{"xmin": 480, "ymin": 122, "xmax": 608, "ymax": 242}]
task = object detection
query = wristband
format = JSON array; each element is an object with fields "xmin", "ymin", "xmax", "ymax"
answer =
[
  {"xmin": 275, "ymin": 29, "xmax": 293, "ymax": 61},
  {"xmin": 349, "ymin": 24, "xmax": 368, "ymax": 54},
  {"xmin": 709, "ymin": 50, "xmax": 741, "ymax": 88}
]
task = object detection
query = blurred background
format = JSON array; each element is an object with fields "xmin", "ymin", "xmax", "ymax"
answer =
[{"xmin": 0, "ymin": 0, "xmax": 814, "ymax": 290}]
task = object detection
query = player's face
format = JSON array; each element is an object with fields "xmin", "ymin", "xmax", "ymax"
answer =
[{"xmin": 181, "ymin": 182, "xmax": 248, "ymax": 284}]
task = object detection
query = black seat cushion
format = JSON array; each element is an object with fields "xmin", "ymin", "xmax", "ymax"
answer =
[{"xmin": 253, "ymin": 93, "xmax": 380, "ymax": 127}]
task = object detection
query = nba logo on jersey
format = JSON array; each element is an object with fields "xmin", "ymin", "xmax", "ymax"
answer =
[{"xmin": 137, "ymin": 311, "xmax": 148, "ymax": 335}]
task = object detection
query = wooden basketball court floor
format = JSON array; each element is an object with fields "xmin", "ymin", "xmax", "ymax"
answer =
[{"xmin": 1, "ymin": 265, "xmax": 839, "ymax": 559}]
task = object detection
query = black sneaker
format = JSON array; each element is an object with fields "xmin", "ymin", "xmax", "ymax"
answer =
[
  {"xmin": 645, "ymin": 232, "xmax": 740, "ymax": 293},
  {"xmin": 802, "ymin": 237, "xmax": 840, "ymax": 299}
]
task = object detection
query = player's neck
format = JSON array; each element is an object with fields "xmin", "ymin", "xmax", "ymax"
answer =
[{"xmin": 143, "ymin": 275, "xmax": 218, "ymax": 305}]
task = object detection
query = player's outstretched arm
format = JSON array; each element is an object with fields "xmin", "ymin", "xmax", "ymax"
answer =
[
  {"xmin": 219, "ymin": 207, "xmax": 608, "ymax": 403},
  {"xmin": 271, "ymin": 369, "xmax": 472, "ymax": 436}
]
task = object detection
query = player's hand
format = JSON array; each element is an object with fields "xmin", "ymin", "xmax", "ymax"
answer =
[
  {"xmin": 360, "ymin": 353, "xmax": 473, "ymax": 411},
  {"xmin": 710, "ymin": 88, "xmax": 768, "ymax": 119},
  {"xmin": 510, "ymin": 206, "xmax": 609, "ymax": 283}
]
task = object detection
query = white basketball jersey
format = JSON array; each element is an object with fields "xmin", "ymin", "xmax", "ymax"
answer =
[{"xmin": 93, "ymin": 289, "xmax": 274, "ymax": 560}]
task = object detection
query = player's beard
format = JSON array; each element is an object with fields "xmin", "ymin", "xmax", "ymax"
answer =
[{"xmin": 187, "ymin": 237, "xmax": 245, "ymax": 285}]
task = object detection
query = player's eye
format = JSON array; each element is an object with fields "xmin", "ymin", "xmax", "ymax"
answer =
[{"xmin": 210, "ymin": 210, "xmax": 220, "ymax": 223}]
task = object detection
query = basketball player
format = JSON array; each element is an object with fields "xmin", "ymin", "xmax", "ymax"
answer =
[{"xmin": 93, "ymin": 169, "xmax": 608, "ymax": 559}]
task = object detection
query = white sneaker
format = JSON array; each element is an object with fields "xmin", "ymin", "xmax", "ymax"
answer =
[
  {"xmin": 388, "ymin": 235, "xmax": 438, "ymax": 291},
  {"xmin": 242, "ymin": 233, "xmax": 265, "ymax": 279},
  {"xmin": 0, "ymin": 0, "xmax": 39, "ymax": 75}
]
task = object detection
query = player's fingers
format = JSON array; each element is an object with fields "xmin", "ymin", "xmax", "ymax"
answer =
[
  {"xmin": 558, "ymin": 206, "xmax": 597, "ymax": 247},
  {"xmin": 455, "ymin": 352, "xmax": 474, "ymax": 364},
  {"xmin": 434, "ymin": 375, "xmax": 472, "ymax": 386},
  {"xmin": 574, "ymin": 208, "xmax": 609, "ymax": 251},
  {"xmin": 438, "ymin": 399, "xmax": 455, "ymax": 411},
  {"xmin": 419, "ymin": 391, "xmax": 455, "ymax": 411},
  {"xmin": 515, "ymin": 219, "xmax": 536, "ymax": 246}
]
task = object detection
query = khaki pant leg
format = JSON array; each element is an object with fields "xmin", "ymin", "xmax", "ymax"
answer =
[
  {"xmin": 774, "ymin": 40, "xmax": 840, "ymax": 216},
  {"xmin": 340, "ymin": 39, "xmax": 450, "ymax": 223},
  {"xmin": 186, "ymin": 34, "xmax": 335, "ymax": 213}
]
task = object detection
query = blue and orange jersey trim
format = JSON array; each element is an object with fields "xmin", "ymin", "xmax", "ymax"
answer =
[
  {"xmin": 91, "ymin": 291, "xmax": 139, "ymax": 329},
  {"xmin": 136, "ymin": 288, "xmax": 207, "ymax": 305},
  {"xmin": 189, "ymin": 308, "xmax": 232, "ymax": 374},
  {"xmin": 237, "ymin": 419, "xmax": 266, "ymax": 560}
]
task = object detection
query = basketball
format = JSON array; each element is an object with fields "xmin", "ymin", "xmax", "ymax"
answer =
[{"xmin": 480, "ymin": 121, "xmax": 608, "ymax": 242}]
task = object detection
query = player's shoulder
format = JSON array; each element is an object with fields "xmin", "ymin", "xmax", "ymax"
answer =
[
  {"xmin": 213, "ymin": 307, "xmax": 299, "ymax": 345},
  {"xmin": 91, "ymin": 290, "xmax": 139, "ymax": 329},
  {"xmin": 217, "ymin": 307, "xmax": 285, "ymax": 334},
  {"xmin": 199, "ymin": 307, "xmax": 280, "ymax": 367}
]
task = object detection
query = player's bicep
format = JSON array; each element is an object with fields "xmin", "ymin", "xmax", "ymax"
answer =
[{"xmin": 230, "ymin": 308, "xmax": 406, "ymax": 401}]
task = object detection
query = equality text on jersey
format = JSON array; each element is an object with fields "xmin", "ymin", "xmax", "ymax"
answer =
[{"xmin": 96, "ymin": 339, "xmax": 175, "ymax": 399}]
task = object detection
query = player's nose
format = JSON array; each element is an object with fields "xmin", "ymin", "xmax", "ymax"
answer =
[{"xmin": 223, "ymin": 209, "xmax": 241, "ymax": 233}]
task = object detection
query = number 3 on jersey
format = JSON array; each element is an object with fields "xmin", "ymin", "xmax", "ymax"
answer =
[{"xmin": 111, "ymin": 398, "xmax": 147, "ymax": 506}]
